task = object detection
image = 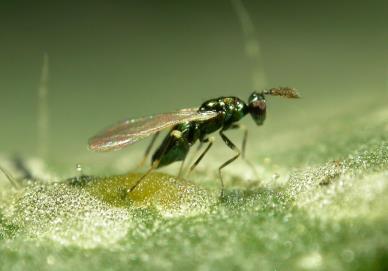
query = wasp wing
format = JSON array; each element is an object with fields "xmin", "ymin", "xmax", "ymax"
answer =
[{"xmin": 88, "ymin": 108, "xmax": 219, "ymax": 152}]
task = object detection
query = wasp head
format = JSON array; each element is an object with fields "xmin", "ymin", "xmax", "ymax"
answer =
[
  {"xmin": 248, "ymin": 91, "xmax": 266, "ymax": 125},
  {"xmin": 248, "ymin": 87, "xmax": 299, "ymax": 126}
]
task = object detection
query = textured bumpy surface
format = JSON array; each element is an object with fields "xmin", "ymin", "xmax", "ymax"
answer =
[{"xmin": 0, "ymin": 100, "xmax": 387, "ymax": 271}]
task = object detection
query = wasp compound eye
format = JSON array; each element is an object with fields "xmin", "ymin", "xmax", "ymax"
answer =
[{"xmin": 248, "ymin": 92, "xmax": 266, "ymax": 125}]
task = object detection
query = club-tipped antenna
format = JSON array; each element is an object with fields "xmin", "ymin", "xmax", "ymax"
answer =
[{"xmin": 262, "ymin": 87, "xmax": 300, "ymax": 99}]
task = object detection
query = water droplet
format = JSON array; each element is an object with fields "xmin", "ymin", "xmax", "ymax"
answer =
[
  {"xmin": 272, "ymin": 173, "xmax": 280, "ymax": 181},
  {"xmin": 76, "ymin": 164, "xmax": 83, "ymax": 174}
]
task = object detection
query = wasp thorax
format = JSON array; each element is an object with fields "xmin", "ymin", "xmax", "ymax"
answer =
[{"xmin": 248, "ymin": 92, "xmax": 266, "ymax": 125}]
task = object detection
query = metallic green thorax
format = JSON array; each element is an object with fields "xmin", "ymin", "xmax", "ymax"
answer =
[{"xmin": 152, "ymin": 97, "xmax": 248, "ymax": 168}]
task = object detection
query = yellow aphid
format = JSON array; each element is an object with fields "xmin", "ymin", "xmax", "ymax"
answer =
[{"xmin": 85, "ymin": 172, "xmax": 212, "ymax": 216}]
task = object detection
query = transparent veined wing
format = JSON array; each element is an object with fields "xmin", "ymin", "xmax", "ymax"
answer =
[{"xmin": 88, "ymin": 108, "xmax": 219, "ymax": 152}]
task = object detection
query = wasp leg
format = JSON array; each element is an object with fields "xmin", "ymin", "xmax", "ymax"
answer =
[
  {"xmin": 229, "ymin": 124, "xmax": 247, "ymax": 157},
  {"xmin": 218, "ymin": 130, "xmax": 241, "ymax": 198},
  {"xmin": 229, "ymin": 124, "xmax": 258, "ymax": 178},
  {"xmin": 0, "ymin": 166, "xmax": 20, "ymax": 188},
  {"xmin": 177, "ymin": 158, "xmax": 186, "ymax": 178},
  {"xmin": 178, "ymin": 145, "xmax": 194, "ymax": 178},
  {"xmin": 187, "ymin": 137, "xmax": 215, "ymax": 177},
  {"xmin": 137, "ymin": 131, "xmax": 160, "ymax": 168},
  {"xmin": 129, "ymin": 130, "xmax": 180, "ymax": 193},
  {"xmin": 128, "ymin": 163, "xmax": 158, "ymax": 193},
  {"xmin": 180, "ymin": 141, "xmax": 203, "ymax": 177},
  {"xmin": 13, "ymin": 156, "xmax": 34, "ymax": 180}
]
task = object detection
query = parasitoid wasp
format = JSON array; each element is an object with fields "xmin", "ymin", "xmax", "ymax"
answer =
[{"xmin": 88, "ymin": 87, "xmax": 300, "ymax": 197}]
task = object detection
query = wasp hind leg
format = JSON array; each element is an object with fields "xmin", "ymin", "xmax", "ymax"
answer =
[
  {"xmin": 128, "ymin": 130, "xmax": 182, "ymax": 193},
  {"xmin": 136, "ymin": 131, "xmax": 160, "ymax": 169}
]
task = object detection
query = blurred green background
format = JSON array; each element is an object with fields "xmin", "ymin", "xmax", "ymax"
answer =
[{"xmin": 0, "ymin": 0, "xmax": 387, "ymax": 167}]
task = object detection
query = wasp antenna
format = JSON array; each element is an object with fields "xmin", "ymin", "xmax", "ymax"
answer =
[
  {"xmin": 0, "ymin": 166, "xmax": 19, "ymax": 188},
  {"xmin": 263, "ymin": 87, "xmax": 300, "ymax": 98}
]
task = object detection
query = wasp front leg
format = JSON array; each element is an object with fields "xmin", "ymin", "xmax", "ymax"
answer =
[
  {"xmin": 218, "ymin": 130, "xmax": 241, "ymax": 198},
  {"xmin": 229, "ymin": 123, "xmax": 258, "ymax": 178}
]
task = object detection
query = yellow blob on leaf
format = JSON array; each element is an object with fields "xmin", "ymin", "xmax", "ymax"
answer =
[{"xmin": 85, "ymin": 172, "xmax": 212, "ymax": 216}]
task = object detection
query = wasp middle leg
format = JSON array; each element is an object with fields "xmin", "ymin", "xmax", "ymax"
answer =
[{"xmin": 187, "ymin": 137, "xmax": 215, "ymax": 176}]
